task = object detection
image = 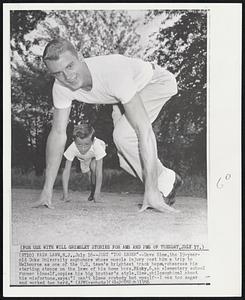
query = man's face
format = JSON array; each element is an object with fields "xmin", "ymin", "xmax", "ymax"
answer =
[
  {"xmin": 75, "ymin": 136, "xmax": 93, "ymax": 155},
  {"xmin": 46, "ymin": 51, "xmax": 84, "ymax": 91}
]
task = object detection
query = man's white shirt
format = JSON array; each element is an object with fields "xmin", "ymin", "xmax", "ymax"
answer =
[{"xmin": 52, "ymin": 54, "xmax": 154, "ymax": 109}]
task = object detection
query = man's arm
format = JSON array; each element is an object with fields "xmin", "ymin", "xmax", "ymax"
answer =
[
  {"xmin": 62, "ymin": 159, "xmax": 72, "ymax": 200},
  {"xmin": 34, "ymin": 106, "xmax": 71, "ymax": 208},
  {"xmin": 94, "ymin": 158, "xmax": 103, "ymax": 201},
  {"xmin": 123, "ymin": 94, "xmax": 158, "ymax": 191},
  {"xmin": 123, "ymin": 93, "xmax": 177, "ymax": 213}
]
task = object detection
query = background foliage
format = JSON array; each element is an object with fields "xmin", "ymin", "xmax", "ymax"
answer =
[{"xmin": 11, "ymin": 9, "xmax": 207, "ymax": 180}]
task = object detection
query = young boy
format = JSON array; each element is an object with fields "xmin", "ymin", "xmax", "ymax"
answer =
[{"xmin": 61, "ymin": 123, "xmax": 106, "ymax": 202}]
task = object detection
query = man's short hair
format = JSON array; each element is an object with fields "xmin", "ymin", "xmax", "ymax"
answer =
[
  {"xmin": 43, "ymin": 37, "xmax": 78, "ymax": 62},
  {"xmin": 73, "ymin": 123, "xmax": 95, "ymax": 141}
]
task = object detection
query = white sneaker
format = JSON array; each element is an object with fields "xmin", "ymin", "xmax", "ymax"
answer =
[{"xmin": 158, "ymin": 169, "xmax": 176, "ymax": 197}]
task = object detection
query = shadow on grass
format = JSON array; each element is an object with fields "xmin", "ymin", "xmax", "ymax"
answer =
[{"xmin": 11, "ymin": 168, "xmax": 206, "ymax": 198}]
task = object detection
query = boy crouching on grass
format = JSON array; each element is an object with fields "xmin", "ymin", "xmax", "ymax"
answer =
[{"xmin": 61, "ymin": 123, "xmax": 106, "ymax": 202}]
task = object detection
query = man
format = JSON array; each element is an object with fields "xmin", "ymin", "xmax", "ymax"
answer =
[{"xmin": 35, "ymin": 37, "xmax": 182, "ymax": 212}]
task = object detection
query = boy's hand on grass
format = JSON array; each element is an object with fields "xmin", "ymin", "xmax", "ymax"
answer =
[
  {"xmin": 93, "ymin": 192, "xmax": 101, "ymax": 202},
  {"xmin": 61, "ymin": 194, "xmax": 71, "ymax": 202},
  {"xmin": 32, "ymin": 189, "xmax": 54, "ymax": 209}
]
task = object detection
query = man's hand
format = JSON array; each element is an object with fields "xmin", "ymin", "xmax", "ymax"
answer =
[
  {"xmin": 123, "ymin": 94, "xmax": 162, "ymax": 209},
  {"xmin": 32, "ymin": 189, "xmax": 54, "ymax": 209},
  {"xmin": 39, "ymin": 107, "xmax": 71, "ymax": 208},
  {"xmin": 139, "ymin": 189, "xmax": 179, "ymax": 213}
]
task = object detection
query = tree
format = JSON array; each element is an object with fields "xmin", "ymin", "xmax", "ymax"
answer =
[
  {"xmin": 10, "ymin": 10, "xmax": 47, "ymax": 55},
  {"xmin": 11, "ymin": 118, "xmax": 31, "ymax": 173},
  {"xmin": 145, "ymin": 10, "xmax": 207, "ymax": 175},
  {"xmin": 11, "ymin": 59, "xmax": 54, "ymax": 173},
  {"xmin": 11, "ymin": 10, "xmax": 141, "ymax": 174}
]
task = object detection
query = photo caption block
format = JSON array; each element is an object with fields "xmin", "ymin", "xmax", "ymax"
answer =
[{"xmin": 11, "ymin": 244, "xmax": 209, "ymax": 286}]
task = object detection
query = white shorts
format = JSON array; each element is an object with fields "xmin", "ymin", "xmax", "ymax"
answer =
[{"xmin": 80, "ymin": 159, "xmax": 92, "ymax": 173}]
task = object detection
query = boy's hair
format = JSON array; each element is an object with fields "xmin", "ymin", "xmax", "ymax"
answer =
[
  {"xmin": 43, "ymin": 37, "xmax": 78, "ymax": 62},
  {"xmin": 73, "ymin": 123, "xmax": 95, "ymax": 141}
]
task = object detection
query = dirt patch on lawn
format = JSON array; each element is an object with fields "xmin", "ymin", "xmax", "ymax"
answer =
[{"xmin": 11, "ymin": 189, "xmax": 207, "ymax": 245}]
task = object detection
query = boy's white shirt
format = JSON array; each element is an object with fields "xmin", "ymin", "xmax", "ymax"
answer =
[
  {"xmin": 52, "ymin": 54, "xmax": 154, "ymax": 108},
  {"xmin": 64, "ymin": 137, "xmax": 106, "ymax": 163}
]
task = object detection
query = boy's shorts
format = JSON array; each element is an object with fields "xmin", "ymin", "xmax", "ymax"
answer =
[{"xmin": 80, "ymin": 159, "xmax": 92, "ymax": 173}]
